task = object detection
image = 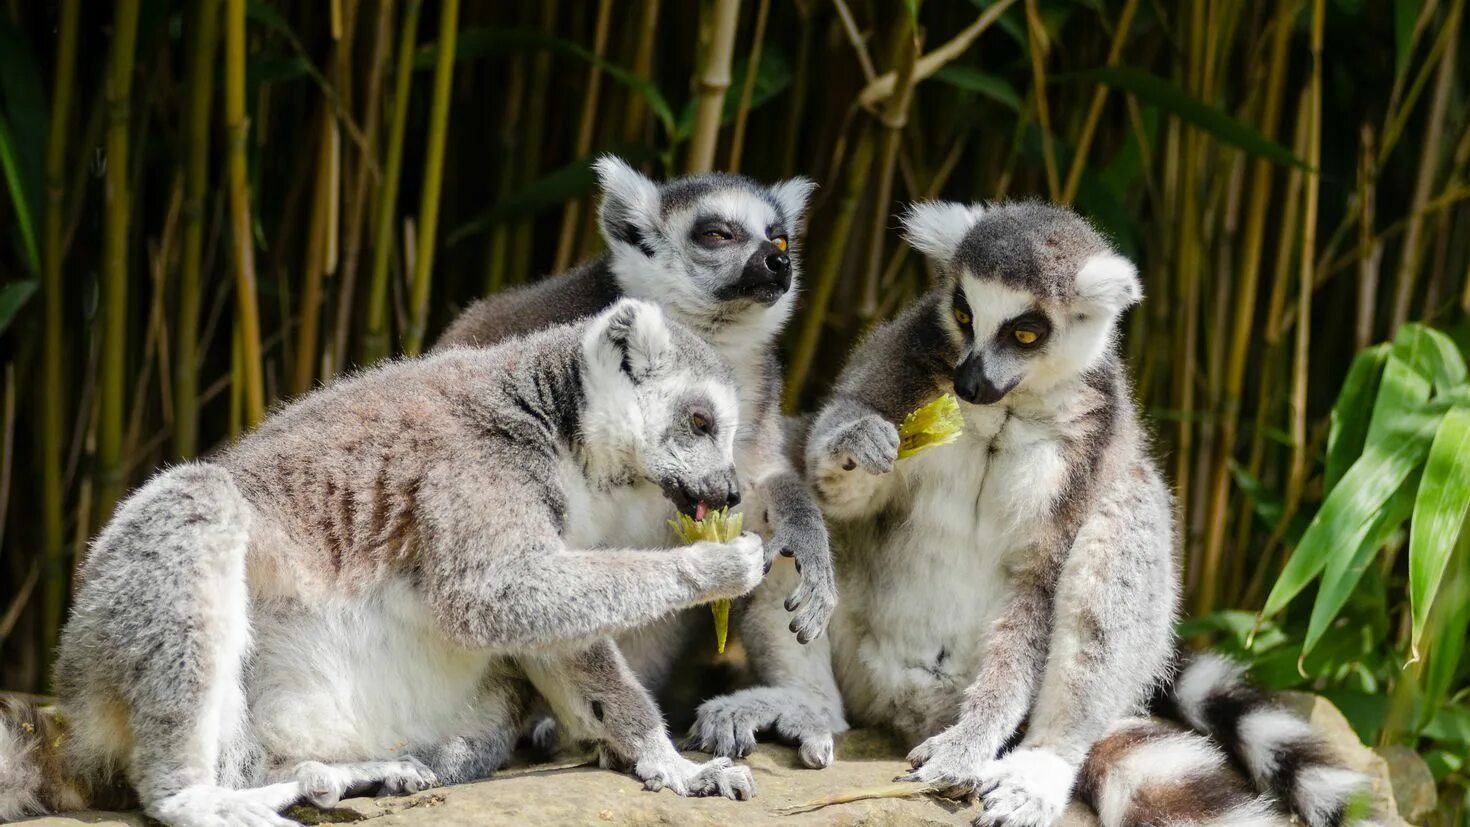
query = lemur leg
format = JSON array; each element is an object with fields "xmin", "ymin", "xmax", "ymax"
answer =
[
  {"xmin": 972, "ymin": 478, "xmax": 1175, "ymax": 827},
  {"xmin": 276, "ymin": 758, "xmax": 438, "ymax": 809},
  {"xmin": 61, "ymin": 465, "xmax": 302, "ymax": 827},
  {"xmin": 899, "ymin": 582, "xmax": 1053, "ymax": 799},
  {"xmin": 522, "ymin": 640, "xmax": 755, "ymax": 800},
  {"xmin": 688, "ymin": 560, "xmax": 847, "ymax": 768},
  {"xmin": 411, "ymin": 668, "xmax": 526, "ymax": 785}
]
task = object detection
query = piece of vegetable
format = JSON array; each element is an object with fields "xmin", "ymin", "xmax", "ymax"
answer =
[
  {"xmin": 897, "ymin": 393, "xmax": 964, "ymax": 459},
  {"xmin": 668, "ymin": 506, "xmax": 744, "ymax": 654}
]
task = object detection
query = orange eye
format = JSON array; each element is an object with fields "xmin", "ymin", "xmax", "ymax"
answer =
[
  {"xmin": 773, "ymin": 236, "xmax": 788, "ymax": 252},
  {"xmin": 1014, "ymin": 328, "xmax": 1039, "ymax": 345}
]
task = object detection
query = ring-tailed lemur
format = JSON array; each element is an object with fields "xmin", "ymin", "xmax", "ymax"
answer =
[
  {"xmin": 0, "ymin": 300, "xmax": 766, "ymax": 827},
  {"xmin": 436, "ymin": 157, "xmax": 836, "ymax": 733},
  {"xmin": 690, "ymin": 201, "xmax": 1368, "ymax": 826}
]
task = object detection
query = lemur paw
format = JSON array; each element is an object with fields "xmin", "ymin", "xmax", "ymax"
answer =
[
  {"xmin": 687, "ymin": 532, "xmax": 766, "ymax": 600},
  {"xmin": 820, "ymin": 414, "xmax": 899, "ymax": 476},
  {"xmin": 973, "ymin": 748, "xmax": 1075, "ymax": 827},
  {"xmin": 292, "ymin": 756, "xmax": 438, "ymax": 809},
  {"xmin": 898, "ymin": 726, "xmax": 989, "ymax": 800},
  {"xmin": 635, "ymin": 754, "xmax": 755, "ymax": 800},
  {"xmin": 150, "ymin": 785, "xmax": 301, "ymax": 827},
  {"xmin": 528, "ymin": 715, "xmax": 561, "ymax": 755},
  {"xmin": 686, "ymin": 687, "xmax": 839, "ymax": 768},
  {"xmin": 376, "ymin": 756, "xmax": 440, "ymax": 797},
  {"xmin": 771, "ymin": 523, "xmax": 837, "ymax": 642}
]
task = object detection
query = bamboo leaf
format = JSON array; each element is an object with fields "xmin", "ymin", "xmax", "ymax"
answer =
[
  {"xmin": 675, "ymin": 50, "xmax": 792, "ymax": 141},
  {"xmin": 0, "ymin": 279, "xmax": 37, "ymax": 333},
  {"xmin": 1078, "ymin": 66, "xmax": 1311, "ymax": 171},
  {"xmin": 1263, "ymin": 406, "xmax": 1441, "ymax": 617},
  {"xmin": 1408, "ymin": 406, "xmax": 1470, "ymax": 654},
  {"xmin": 932, "ymin": 65, "xmax": 1021, "ymax": 111},
  {"xmin": 1420, "ymin": 534, "xmax": 1470, "ymax": 730},
  {"xmin": 0, "ymin": 112, "xmax": 38, "ymax": 275},
  {"xmin": 1303, "ymin": 478, "xmax": 1417, "ymax": 656},
  {"xmin": 0, "ymin": 16, "xmax": 45, "ymax": 231},
  {"xmin": 1326, "ymin": 344, "xmax": 1390, "ymax": 491}
]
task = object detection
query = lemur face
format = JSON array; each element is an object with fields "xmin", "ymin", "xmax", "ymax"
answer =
[
  {"xmin": 579, "ymin": 299, "xmax": 741, "ymax": 516},
  {"xmin": 593, "ymin": 156, "xmax": 815, "ymax": 322},
  {"xmin": 902, "ymin": 201, "xmax": 1142, "ymax": 405}
]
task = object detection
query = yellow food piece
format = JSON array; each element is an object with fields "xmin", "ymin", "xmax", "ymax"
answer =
[
  {"xmin": 668, "ymin": 507, "xmax": 745, "ymax": 654},
  {"xmin": 896, "ymin": 393, "xmax": 964, "ymax": 459}
]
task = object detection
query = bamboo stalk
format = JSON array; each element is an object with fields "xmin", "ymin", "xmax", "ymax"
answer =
[
  {"xmin": 551, "ymin": 0, "xmax": 612, "ymax": 275},
  {"xmin": 1356, "ymin": 125, "xmax": 1381, "ymax": 349},
  {"xmin": 174, "ymin": 0, "xmax": 220, "ymax": 460},
  {"xmin": 1194, "ymin": 0, "xmax": 1297, "ymax": 616},
  {"xmin": 292, "ymin": 100, "xmax": 336, "ymax": 393},
  {"xmin": 333, "ymin": 0, "xmax": 394, "ymax": 370},
  {"xmin": 686, "ymin": 0, "xmax": 741, "ymax": 174},
  {"xmin": 855, "ymin": 0, "xmax": 1020, "ymax": 109},
  {"xmin": 1024, "ymin": 0, "xmax": 1060, "ymax": 200},
  {"xmin": 485, "ymin": 53, "xmax": 526, "ymax": 296},
  {"xmin": 96, "ymin": 0, "xmax": 143, "ymax": 526},
  {"xmin": 1389, "ymin": 0, "xmax": 1462, "ymax": 329},
  {"xmin": 402, "ymin": 0, "xmax": 460, "ymax": 357},
  {"xmin": 224, "ymin": 0, "xmax": 267, "ymax": 427},
  {"xmin": 861, "ymin": 13, "xmax": 923, "ymax": 322},
  {"xmin": 362, "ymin": 0, "xmax": 422, "ymax": 363},
  {"xmin": 39, "ymin": 0, "xmax": 80, "ymax": 668},
  {"xmin": 726, "ymin": 0, "xmax": 771, "ymax": 173},
  {"xmin": 622, "ymin": 0, "xmax": 662, "ymax": 144},
  {"xmin": 1060, "ymin": 0, "xmax": 1138, "ymax": 204},
  {"xmin": 781, "ymin": 9, "xmax": 814, "ymax": 178},
  {"xmin": 510, "ymin": 1, "xmax": 559, "ymax": 286}
]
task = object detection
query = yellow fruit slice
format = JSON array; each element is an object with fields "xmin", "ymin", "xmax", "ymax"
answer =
[
  {"xmin": 897, "ymin": 393, "xmax": 964, "ymax": 459},
  {"xmin": 668, "ymin": 507, "xmax": 745, "ymax": 654}
]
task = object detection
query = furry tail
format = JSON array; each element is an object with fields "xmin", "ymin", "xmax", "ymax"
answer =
[
  {"xmin": 1170, "ymin": 652, "xmax": 1369, "ymax": 827},
  {"xmin": 0, "ymin": 695, "xmax": 85, "ymax": 821}
]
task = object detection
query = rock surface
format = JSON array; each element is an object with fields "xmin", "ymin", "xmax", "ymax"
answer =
[{"xmin": 17, "ymin": 707, "xmax": 1416, "ymax": 827}]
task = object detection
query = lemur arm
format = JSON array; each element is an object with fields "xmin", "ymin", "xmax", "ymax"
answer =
[{"xmin": 416, "ymin": 463, "xmax": 763, "ymax": 650}]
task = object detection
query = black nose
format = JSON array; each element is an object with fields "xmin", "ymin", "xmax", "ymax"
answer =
[
  {"xmin": 953, "ymin": 355, "xmax": 1016, "ymax": 405},
  {"xmin": 764, "ymin": 251, "xmax": 790, "ymax": 275}
]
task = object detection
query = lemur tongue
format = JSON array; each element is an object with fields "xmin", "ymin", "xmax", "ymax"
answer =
[{"xmin": 695, "ymin": 501, "xmax": 710, "ymax": 521}]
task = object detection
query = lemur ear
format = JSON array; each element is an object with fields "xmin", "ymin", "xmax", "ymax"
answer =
[
  {"xmin": 900, "ymin": 201, "xmax": 988, "ymax": 263},
  {"xmin": 770, "ymin": 177, "xmax": 816, "ymax": 233},
  {"xmin": 1075, "ymin": 252, "xmax": 1143, "ymax": 313},
  {"xmin": 594, "ymin": 155, "xmax": 660, "ymax": 257},
  {"xmin": 585, "ymin": 298, "xmax": 671, "ymax": 384}
]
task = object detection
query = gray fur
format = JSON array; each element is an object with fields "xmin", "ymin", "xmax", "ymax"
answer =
[
  {"xmin": 697, "ymin": 201, "xmax": 1179, "ymax": 827},
  {"xmin": 27, "ymin": 301, "xmax": 762, "ymax": 827},
  {"xmin": 436, "ymin": 156, "xmax": 835, "ymax": 706}
]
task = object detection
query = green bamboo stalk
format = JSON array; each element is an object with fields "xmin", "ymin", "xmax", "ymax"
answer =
[
  {"xmin": 362, "ymin": 0, "xmax": 422, "ymax": 363},
  {"xmin": 293, "ymin": 101, "xmax": 336, "ymax": 393},
  {"xmin": 402, "ymin": 0, "xmax": 460, "ymax": 357},
  {"xmin": 687, "ymin": 0, "xmax": 741, "ymax": 173},
  {"xmin": 622, "ymin": 0, "xmax": 662, "ymax": 144},
  {"xmin": 485, "ymin": 53, "xmax": 525, "ymax": 296},
  {"xmin": 785, "ymin": 124, "xmax": 876, "ymax": 409},
  {"xmin": 861, "ymin": 12, "xmax": 922, "ymax": 322},
  {"xmin": 225, "ymin": 0, "xmax": 266, "ymax": 427},
  {"xmin": 1060, "ymin": 0, "xmax": 1138, "ymax": 204},
  {"xmin": 175, "ymin": 0, "xmax": 221, "ymax": 459},
  {"xmin": 726, "ymin": 0, "xmax": 770, "ymax": 173},
  {"xmin": 551, "ymin": 0, "xmax": 612, "ymax": 275},
  {"xmin": 1023, "ymin": 0, "xmax": 1060, "ymax": 201},
  {"xmin": 97, "ymin": 0, "xmax": 143, "ymax": 526},
  {"xmin": 40, "ymin": 0, "xmax": 80, "ymax": 670},
  {"xmin": 334, "ymin": 0, "xmax": 394, "ymax": 369}
]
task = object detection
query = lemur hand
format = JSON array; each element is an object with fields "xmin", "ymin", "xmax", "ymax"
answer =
[
  {"xmin": 683, "ymin": 532, "xmax": 766, "ymax": 601},
  {"xmin": 819, "ymin": 413, "xmax": 899, "ymax": 476},
  {"xmin": 897, "ymin": 721, "xmax": 991, "ymax": 801}
]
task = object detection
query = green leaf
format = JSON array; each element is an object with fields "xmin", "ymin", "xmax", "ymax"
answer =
[
  {"xmin": 1303, "ymin": 477, "xmax": 1417, "ymax": 656},
  {"xmin": 0, "ymin": 279, "xmax": 37, "ymax": 333},
  {"xmin": 0, "ymin": 112, "xmax": 38, "ymax": 275},
  {"xmin": 421, "ymin": 28, "xmax": 676, "ymax": 139},
  {"xmin": 1325, "ymin": 344, "xmax": 1389, "ymax": 491},
  {"xmin": 675, "ymin": 50, "xmax": 793, "ymax": 141},
  {"xmin": 0, "ymin": 16, "xmax": 45, "ymax": 230},
  {"xmin": 932, "ymin": 65, "xmax": 1021, "ymax": 111},
  {"xmin": 1408, "ymin": 406, "xmax": 1470, "ymax": 654},
  {"xmin": 1263, "ymin": 405, "xmax": 1441, "ymax": 618},
  {"xmin": 1077, "ymin": 66, "xmax": 1311, "ymax": 171},
  {"xmin": 1420, "ymin": 531, "xmax": 1470, "ymax": 730},
  {"xmin": 1422, "ymin": 704, "xmax": 1470, "ymax": 745}
]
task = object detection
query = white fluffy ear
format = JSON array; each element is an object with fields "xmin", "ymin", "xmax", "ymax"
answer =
[
  {"xmin": 900, "ymin": 201, "xmax": 987, "ymax": 263},
  {"xmin": 1075, "ymin": 252, "xmax": 1143, "ymax": 312},
  {"xmin": 584, "ymin": 298, "xmax": 671, "ymax": 384},
  {"xmin": 770, "ymin": 177, "xmax": 817, "ymax": 232},
  {"xmin": 595, "ymin": 155, "xmax": 661, "ymax": 255}
]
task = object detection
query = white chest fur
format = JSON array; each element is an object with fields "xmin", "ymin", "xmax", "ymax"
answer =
[{"xmin": 831, "ymin": 400, "xmax": 1070, "ymax": 729}]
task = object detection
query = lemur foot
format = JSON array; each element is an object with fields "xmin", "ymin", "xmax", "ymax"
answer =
[
  {"xmin": 973, "ymin": 748, "xmax": 1074, "ymax": 827},
  {"xmin": 898, "ymin": 724, "xmax": 990, "ymax": 800},
  {"xmin": 687, "ymin": 687, "xmax": 839, "ymax": 768},
  {"xmin": 292, "ymin": 756, "xmax": 439, "ymax": 809},
  {"xmin": 635, "ymin": 753, "xmax": 755, "ymax": 800},
  {"xmin": 528, "ymin": 715, "xmax": 561, "ymax": 755},
  {"xmin": 771, "ymin": 523, "xmax": 837, "ymax": 642},
  {"xmin": 150, "ymin": 785, "xmax": 302, "ymax": 827}
]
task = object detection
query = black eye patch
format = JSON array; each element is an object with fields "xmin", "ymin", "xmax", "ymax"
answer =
[{"xmin": 1001, "ymin": 311, "xmax": 1051, "ymax": 349}]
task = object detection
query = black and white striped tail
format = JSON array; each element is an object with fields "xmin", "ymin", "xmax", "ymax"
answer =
[{"xmin": 1077, "ymin": 652, "xmax": 1371, "ymax": 827}]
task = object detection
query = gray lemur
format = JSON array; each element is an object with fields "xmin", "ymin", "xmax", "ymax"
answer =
[
  {"xmin": 692, "ymin": 201, "xmax": 1368, "ymax": 826},
  {"xmin": 0, "ymin": 300, "xmax": 766, "ymax": 827},
  {"xmin": 436, "ymin": 157, "xmax": 837, "ymax": 746}
]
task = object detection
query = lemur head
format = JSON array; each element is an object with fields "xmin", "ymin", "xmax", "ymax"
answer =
[
  {"xmin": 901, "ymin": 200, "xmax": 1141, "ymax": 405},
  {"xmin": 593, "ymin": 155, "xmax": 816, "ymax": 338},
  {"xmin": 579, "ymin": 299, "xmax": 742, "ymax": 516}
]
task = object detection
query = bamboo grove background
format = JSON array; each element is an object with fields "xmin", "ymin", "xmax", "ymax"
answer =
[{"xmin": 2, "ymin": 0, "xmax": 1470, "ymax": 818}]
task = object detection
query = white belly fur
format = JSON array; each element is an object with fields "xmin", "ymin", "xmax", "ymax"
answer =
[{"xmin": 832, "ymin": 402, "xmax": 1068, "ymax": 729}]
